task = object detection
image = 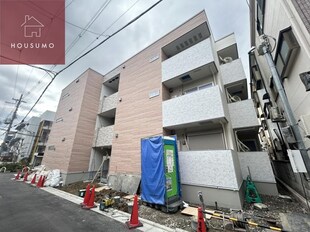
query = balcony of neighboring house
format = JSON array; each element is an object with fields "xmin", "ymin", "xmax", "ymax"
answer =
[
  {"xmin": 163, "ymin": 85, "xmax": 228, "ymax": 129},
  {"xmin": 161, "ymin": 23, "xmax": 218, "ymax": 89},
  {"xmin": 93, "ymin": 125, "xmax": 114, "ymax": 148}
]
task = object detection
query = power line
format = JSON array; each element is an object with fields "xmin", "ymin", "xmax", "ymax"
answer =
[
  {"xmin": 71, "ymin": 0, "xmax": 141, "ymax": 61},
  {"xmin": 19, "ymin": 0, "xmax": 163, "ymax": 123},
  {"xmin": 65, "ymin": 0, "xmax": 112, "ymax": 56}
]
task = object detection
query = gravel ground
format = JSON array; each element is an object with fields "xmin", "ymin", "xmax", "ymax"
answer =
[{"xmin": 59, "ymin": 182, "xmax": 309, "ymax": 231}]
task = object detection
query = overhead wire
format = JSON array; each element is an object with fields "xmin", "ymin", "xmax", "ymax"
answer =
[
  {"xmin": 71, "ymin": 0, "xmax": 141, "ymax": 60},
  {"xmin": 65, "ymin": 0, "xmax": 112, "ymax": 56},
  {"xmin": 22, "ymin": 1, "xmax": 111, "ymax": 101},
  {"xmin": 19, "ymin": 0, "xmax": 164, "ymax": 123}
]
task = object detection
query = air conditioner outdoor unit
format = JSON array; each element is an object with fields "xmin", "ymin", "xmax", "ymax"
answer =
[
  {"xmin": 300, "ymin": 114, "xmax": 310, "ymax": 138},
  {"xmin": 281, "ymin": 126, "xmax": 296, "ymax": 144},
  {"xmin": 270, "ymin": 106, "xmax": 286, "ymax": 122}
]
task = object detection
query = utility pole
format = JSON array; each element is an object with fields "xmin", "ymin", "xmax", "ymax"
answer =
[
  {"xmin": 259, "ymin": 35, "xmax": 310, "ymax": 174},
  {"xmin": 1, "ymin": 94, "xmax": 26, "ymax": 151}
]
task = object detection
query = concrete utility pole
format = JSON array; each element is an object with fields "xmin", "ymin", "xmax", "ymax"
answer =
[
  {"xmin": 2, "ymin": 94, "xmax": 26, "ymax": 150},
  {"xmin": 259, "ymin": 35, "xmax": 310, "ymax": 174}
]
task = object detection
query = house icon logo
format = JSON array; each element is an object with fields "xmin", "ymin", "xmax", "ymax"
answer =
[{"xmin": 21, "ymin": 15, "xmax": 44, "ymax": 38}]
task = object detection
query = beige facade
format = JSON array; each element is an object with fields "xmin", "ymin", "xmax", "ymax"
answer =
[
  {"xmin": 42, "ymin": 69, "xmax": 103, "ymax": 183},
  {"xmin": 249, "ymin": 0, "xmax": 310, "ymax": 201},
  {"xmin": 89, "ymin": 11, "xmax": 277, "ymax": 208}
]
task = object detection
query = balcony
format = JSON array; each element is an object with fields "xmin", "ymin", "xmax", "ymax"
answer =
[
  {"xmin": 221, "ymin": 59, "xmax": 246, "ymax": 86},
  {"xmin": 228, "ymin": 99, "xmax": 260, "ymax": 129},
  {"xmin": 162, "ymin": 38, "xmax": 217, "ymax": 88},
  {"xmin": 163, "ymin": 85, "xmax": 228, "ymax": 129},
  {"xmin": 93, "ymin": 125, "xmax": 114, "ymax": 147},
  {"xmin": 178, "ymin": 150, "xmax": 242, "ymax": 190},
  {"xmin": 216, "ymin": 33, "xmax": 239, "ymax": 62},
  {"xmin": 99, "ymin": 92, "xmax": 118, "ymax": 117},
  {"xmin": 238, "ymin": 151, "xmax": 276, "ymax": 182}
]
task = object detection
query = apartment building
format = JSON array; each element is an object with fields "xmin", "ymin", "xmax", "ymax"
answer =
[
  {"xmin": 17, "ymin": 110, "xmax": 55, "ymax": 164},
  {"xmin": 89, "ymin": 11, "xmax": 277, "ymax": 209},
  {"xmin": 249, "ymin": 0, "xmax": 310, "ymax": 200},
  {"xmin": 30, "ymin": 111, "xmax": 55, "ymax": 166},
  {"xmin": 42, "ymin": 69, "xmax": 103, "ymax": 184}
]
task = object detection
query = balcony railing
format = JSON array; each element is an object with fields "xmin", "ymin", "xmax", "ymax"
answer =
[
  {"xmin": 163, "ymin": 85, "xmax": 228, "ymax": 128},
  {"xmin": 178, "ymin": 150, "xmax": 242, "ymax": 190},
  {"xmin": 220, "ymin": 59, "xmax": 246, "ymax": 86},
  {"xmin": 162, "ymin": 38, "xmax": 216, "ymax": 88},
  {"xmin": 99, "ymin": 92, "xmax": 118, "ymax": 115},
  {"xmin": 228, "ymin": 99, "xmax": 260, "ymax": 129},
  {"xmin": 93, "ymin": 125, "xmax": 114, "ymax": 147}
]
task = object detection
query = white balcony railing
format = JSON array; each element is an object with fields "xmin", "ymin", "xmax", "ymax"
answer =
[
  {"xmin": 99, "ymin": 92, "xmax": 118, "ymax": 114},
  {"xmin": 162, "ymin": 86, "xmax": 228, "ymax": 128},
  {"xmin": 228, "ymin": 99, "xmax": 260, "ymax": 129},
  {"xmin": 220, "ymin": 59, "xmax": 246, "ymax": 86},
  {"xmin": 179, "ymin": 150, "xmax": 242, "ymax": 190},
  {"xmin": 162, "ymin": 38, "xmax": 215, "ymax": 85},
  {"xmin": 237, "ymin": 151, "xmax": 276, "ymax": 183},
  {"xmin": 93, "ymin": 125, "xmax": 114, "ymax": 147}
]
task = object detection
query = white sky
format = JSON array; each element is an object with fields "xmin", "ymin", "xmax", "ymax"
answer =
[{"xmin": 0, "ymin": 0, "xmax": 250, "ymax": 139}]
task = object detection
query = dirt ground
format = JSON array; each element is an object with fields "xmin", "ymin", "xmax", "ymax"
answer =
[{"xmin": 59, "ymin": 182, "xmax": 309, "ymax": 231}]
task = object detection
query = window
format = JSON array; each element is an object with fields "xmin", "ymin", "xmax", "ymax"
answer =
[
  {"xmin": 184, "ymin": 82, "xmax": 213, "ymax": 94},
  {"xmin": 274, "ymin": 27, "xmax": 300, "ymax": 78},
  {"xmin": 184, "ymin": 87, "xmax": 197, "ymax": 94},
  {"xmin": 198, "ymin": 83, "xmax": 213, "ymax": 90},
  {"xmin": 256, "ymin": 0, "xmax": 265, "ymax": 35},
  {"xmin": 249, "ymin": 53, "xmax": 263, "ymax": 91}
]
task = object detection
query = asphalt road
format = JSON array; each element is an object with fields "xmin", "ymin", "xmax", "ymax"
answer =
[{"xmin": 0, "ymin": 173, "xmax": 139, "ymax": 232}]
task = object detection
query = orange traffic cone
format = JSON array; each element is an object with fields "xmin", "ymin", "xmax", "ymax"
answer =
[
  {"xmin": 23, "ymin": 172, "xmax": 29, "ymax": 182},
  {"xmin": 197, "ymin": 207, "xmax": 207, "ymax": 232},
  {"xmin": 82, "ymin": 185, "xmax": 97, "ymax": 209},
  {"xmin": 15, "ymin": 171, "xmax": 21, "ymax": 180},
  {"xmin": 125, "ymin": 195, "xmax": 143, "ymax": 229},
  {"xmin": 31, "ymin": 174, "xmax": 37, "ymax": 184},
  {"xmin": 36, "ymin": 175, "xmax": 43, "ymax": 187},
  {"xmin": 80, "ymin": 184, "xmax": 91, "ymax": 206},
  {"xmin": 41, "ymin": 176, "xmax": 46, "ymax": 187}
]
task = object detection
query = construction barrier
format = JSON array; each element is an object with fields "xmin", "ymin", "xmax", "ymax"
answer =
[
  {"xmin": 197, "ymin": 207, "xmax": 207, "ymax": 232},
  {"xmin": 125, "ymin": 195, "xmax": 143, "ymax": 229},
  {"xmin": 204, "ymin": 211, "xmax": 287, "ymax": 232},
  {"xmin": 31, "ymin": 174, "xmax": 37, "ymax": 184},
  {"xmin": 80, "ymin": 184, "xmax": 91, "ymax": 206},
  {"xmin": 82, "ymin": 186, "xmax": 96, "ymax": 209}
]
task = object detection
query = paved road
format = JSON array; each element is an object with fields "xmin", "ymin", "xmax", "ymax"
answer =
[{"xmin": 0, "ymin": 173, "xmax": 139, "ymax": 232}]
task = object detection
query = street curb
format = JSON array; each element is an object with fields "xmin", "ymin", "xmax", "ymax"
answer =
[{"xmin": 42, "ymin": 187, "xmax": 188, "ymax": 232}]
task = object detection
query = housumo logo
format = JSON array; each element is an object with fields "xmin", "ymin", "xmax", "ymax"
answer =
[{"xmin": 0, "ymin": 0, "xmax": 65, "ymax": 64}]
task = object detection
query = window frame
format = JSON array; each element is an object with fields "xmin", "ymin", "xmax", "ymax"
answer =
[{"xmin": 274, "ymin": 27, "xmax": 300, "ymax": 79}]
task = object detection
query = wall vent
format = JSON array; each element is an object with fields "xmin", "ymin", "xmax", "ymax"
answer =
[{"xmin": 179, "ymin": 74, "xmax": 192, "ymax": 82}]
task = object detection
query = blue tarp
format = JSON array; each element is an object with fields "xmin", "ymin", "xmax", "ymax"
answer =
[{"xmin": 141, "ymin": 136, "xmax": 165, "ymax": 205}]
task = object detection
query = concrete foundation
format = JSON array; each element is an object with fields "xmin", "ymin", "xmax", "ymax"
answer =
[
  {"xmin": 181, "ymin": 184, "xmax": 243, "ymax": 209},
  {"xmin": 62, "ymin": 171, "xmax": 96, "ymax": 185},
  {"xmin": 107, "ymin": 173, "xmax": 141, "ymax": 195}
]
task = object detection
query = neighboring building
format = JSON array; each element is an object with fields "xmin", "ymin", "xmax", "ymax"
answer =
[
  {"xmin": 42, "ymin": 69, "xmax": 103, "ymax": 184},
  {"xmin": 17, "ymin": 116, "xmax": 40, "ymax": 161},
  {"xmin": 88, "ymin": 11, "xmax": 277, "ymax": 209},
  {"xmin": 29, "ymin": 111, "xmax": 55, "ymax": 166},
  {"xmin": 249, "ymin": 0, "xmax": 310, "ymax": 201},
  {"xmin": 17, "ymin": 110, "xmax": 55, "ymax": 164}
]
